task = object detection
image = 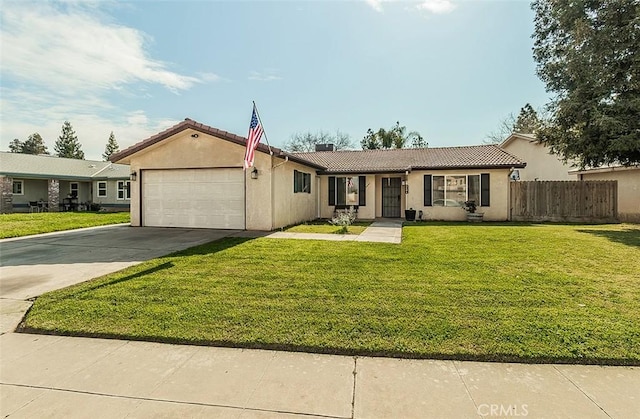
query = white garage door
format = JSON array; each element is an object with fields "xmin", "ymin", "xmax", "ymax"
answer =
[{"xmin": 142, "ymin": 168, "xmax": 244, "ymax": 229}]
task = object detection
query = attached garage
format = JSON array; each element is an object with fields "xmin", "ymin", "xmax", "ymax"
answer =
[
  {"xmin": 142, "ymin": 168, "xmax": 244, "ymax": 229},
  {"xmin": 110, "ymin": 118, "xmax": 323, "ymax": 230}
]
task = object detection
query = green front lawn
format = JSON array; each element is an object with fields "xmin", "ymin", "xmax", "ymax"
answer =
[
  {"xmin": 285, "ymin": 220, "xmax": 372, "ymax": 235},
  {"xmin": 0, "ymin": 212, "xmax": 130, "ymax": 238},
  {"xmin": 23, "ymin": 223, "xmax": 640, "ymax": 364}
]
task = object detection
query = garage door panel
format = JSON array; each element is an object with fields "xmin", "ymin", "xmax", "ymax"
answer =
[{"xmin": 142, "ymin": 169, "xmax": 244, "ymax": 229}]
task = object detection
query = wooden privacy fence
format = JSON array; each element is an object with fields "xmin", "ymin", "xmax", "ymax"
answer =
[{"xmin": 510, "ymin": 181, "xmax": 618, "ymax": 222}]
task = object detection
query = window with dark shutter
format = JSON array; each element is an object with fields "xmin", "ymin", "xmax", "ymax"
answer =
[
  {"xmin": 481, "ymin": 173, "xmax": 490, "ymax": 206},
  {"xmin": 424, "ymin": 174, "xmax": 432, "ymax": 206},
  {"xmin": 328, "ymin": 176, "xmax": 336, "ymax": 205},
  {"xmin": 358, "ymin": 176, "xmax": 366, "ymax": 206}
]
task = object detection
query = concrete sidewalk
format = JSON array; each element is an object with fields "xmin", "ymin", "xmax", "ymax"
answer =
[
  {"xmin": 266, "ymin": 220, "xmax": 403, "ymax": 244},
  {"xmin": 1, "ymin": 333, "xmax": 638, "ymax": 418}
]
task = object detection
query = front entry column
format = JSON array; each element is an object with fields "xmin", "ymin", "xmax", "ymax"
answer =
[{"xmin": 48, "ymin": 179, "xmax": 60, "ymax": 212}]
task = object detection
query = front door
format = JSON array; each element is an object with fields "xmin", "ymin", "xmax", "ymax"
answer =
[{"xmin": 382, "ymin": 177, "xmax": 401, "ymax": 218}]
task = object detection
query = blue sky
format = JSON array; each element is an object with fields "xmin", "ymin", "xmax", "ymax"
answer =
[{"xmin": 0, "ymin": 0, "xmax": 550, "ymax": 160}]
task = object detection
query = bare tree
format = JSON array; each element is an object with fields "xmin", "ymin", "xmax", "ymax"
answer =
[{"xmin": 284, "ymin": 130, "xmax": 354, "ymax": 152}]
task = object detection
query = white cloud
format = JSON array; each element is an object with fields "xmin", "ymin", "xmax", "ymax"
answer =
[
  {"xmin": 363, "ymin": 0, "xmax": 457, "ymax": 14},
  {"xmin": 248, "ymin": 70, "xmax": 283, "ymax": 82},
  {"xmin": 0, "ymin": 3, "xmax": 201, "ymax": 92},
  {"xmin": 416, "ymin": 0, "xmax": 456, "ymax": 14},
  {"xmin": 365, "ymin": 0, "xmax": 384, "ymax": 12},
  {"xmin": 0, "ymin": 2, "xmax": 213, "ymax": 160}
]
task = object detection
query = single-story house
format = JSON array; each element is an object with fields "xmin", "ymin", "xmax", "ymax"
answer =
[
  {"xmin": 572, "ymin": 165, "xmax": 640, "ymax": 223},
  {"xmin": 500, "ymin": 133, "xmax": 577, "ymax": 181},
  {"xmin": 0, "ymin": 152, "xmax": 131, "ymax": 213},
  {"xmin": 110, "ymin": 118, "xmax": 526, "ymax": 230}
]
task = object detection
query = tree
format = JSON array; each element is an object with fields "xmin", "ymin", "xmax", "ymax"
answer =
[
  {"xmin": 361, "ymin": 121, "xmax": 424, "ymax": 149},
  {"xmin": 7, "ymin": 133, "xmax": 49, "ymax": 154},
  {"xmin": 22, "ymin": 133, "xmax": 49, "ymax": 155},
  {"xmin": 284, "ymin": 130, "xmax": 354, "ymax": 152},
  {"xmin": 54, "ymin": 121, "xmax": 84, "ymax": 159},
  {"xmin": 485, "ymin": 103, "xmax": 543, "ymax": 144},
  {"xmin": 532, "ymin": 0, "xmax": 640, "ymax": 167},
  {"xmin": 102, "ymin": 131, "xmax": 120, "ymax": 161},
  {"xmin": 8, "ymin": 139, "xmax": 23, "ymax": 153},
  {"xmin": 513, "ymin": 103, "xmax": 542, "ymax": 134}
]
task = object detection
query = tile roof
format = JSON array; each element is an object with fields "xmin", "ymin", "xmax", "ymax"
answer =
[
  {"xmin": 291, "ymin": 145, "xmax": 526, "ymax": 174},
  {"xmin": 110, "ymin": 118, "xmax": 324, "ymax": 169},
  {"xmin": 0, "ymin": 152, "xmax": 130, "ymax": 180}
]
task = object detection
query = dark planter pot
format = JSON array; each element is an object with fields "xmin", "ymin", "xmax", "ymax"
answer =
[{"xmin": 405, "ymin": 209, "xmax": 416, "ymax": 221}]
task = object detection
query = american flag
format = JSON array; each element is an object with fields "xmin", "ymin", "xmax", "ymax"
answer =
[{"xmin": 244, "ymin": 104, "xmax": 264, "ymax": 169}]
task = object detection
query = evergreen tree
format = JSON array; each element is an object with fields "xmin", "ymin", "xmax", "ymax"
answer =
[
  {"xmin": 102, "ymin": 131, "xmax": 120, "ymax": 160},
  {"xmin": 513, "ymin": 103, "xmax": 542, "ymax": 134},
  {"xmin": 8, "ymin": 139, "xmax": 23, "ymax": 153},
  {"xmin": 7, "ymin": 134, "xmax": 48, "ymax": 154},
  {"xmin": 22, "ymin": 133, "xmax": 49, "ymax": 155},
  {"xmin": 532, "ymin": 0, "xmax": 640, "ymax": 167},
  {"xmin": 54, "ymin": 121, "xmax": 84, "ymax": 159}
]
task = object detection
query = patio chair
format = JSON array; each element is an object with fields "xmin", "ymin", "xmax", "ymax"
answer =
[{"xmin": 29, "ymin": 201, "xmax": 40, "ymax": 213}]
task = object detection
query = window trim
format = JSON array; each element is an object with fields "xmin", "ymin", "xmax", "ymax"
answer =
[
  {"xmin": 70, "ymin": 182, "xmax": 79, "ymax": 198},
  {"xmin": 97, "ymin": 181, "xmax": 107, "ymax": 198},
  {"xmin": 328, "ymin": 176, "xmax": 366, "ymax": 207},
  {"xmin": 117, "ymin": 180, "xmax": 131, "ymax": 200},
  {"xmin": 425, "ymin": 173, "xmax": 489, "ymax": 207},
  {"xmin": 12, "ymin": 180, "xmax": 24, "ymax": 195}
]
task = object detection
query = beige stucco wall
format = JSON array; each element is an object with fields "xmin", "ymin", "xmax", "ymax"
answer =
[
  {"xmin": 405, "ymin": 169, "xmax": 512, "ymax": 221},
  {"xmin": 271, "ymin": 160, "xmax": 317, "ymax": 229},
  {"xmin": 502, "ymin": 138, "xmax": 576, "ymax": 181},
  {"xmin": 317, "ymin": 174, "xmax": 376, "ymax": 219},
  {"xmin": 123, "ymin": 128, "xmax": 317, "ymax": 230},
  {"xmin": 579, "ymin": 168, "xmax": 640, "ymax": 223}
]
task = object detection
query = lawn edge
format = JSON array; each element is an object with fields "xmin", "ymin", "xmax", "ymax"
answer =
[
  {"xmin": 15, "ymin": 327, "xmax": 640, "ymax": 367},
  {"xmin": 0, "ymin": 222, "xmax": 131, "ymax": 241}
]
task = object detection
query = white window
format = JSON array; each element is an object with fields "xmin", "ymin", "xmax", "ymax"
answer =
[
  {"xmin": 70, "ymin": 182, "xmax": 79, "ymax": 198},
  {"xmin": 97, "ymin": 181, "xmax": 107, "ymax": 198},
  {"xmin": 117, "ymin": 181, "xmax": 130, "ymax": 200},
  {"xmin": 428, "ymin": 174, "xmax": 489, "ymax": 207},
  {"xmin": 12, "ymin": 180, "xmax": 23, "ymax": 195}
]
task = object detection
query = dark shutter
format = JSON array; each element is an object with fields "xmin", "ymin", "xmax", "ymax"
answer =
[
  {"xmin": 328, "ymin": 176, "xmax": 336, "ymax": 206},
  {"xmin": 358, "ymin": 176, "xmax": 366, "ymax": 206},
  {"xmin": 293, "ymin": 170, "xmax": 299, "ymax": 193},
  {"xmin": 424, "ymin": 175, "xmax": 432, "ymax": 206},
  {"xmin": 481, "ymin": 173, "xmax": 490, "ymax": 206}
]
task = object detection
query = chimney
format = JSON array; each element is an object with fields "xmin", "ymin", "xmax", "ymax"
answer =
[{"xmin": 315, "ymin": 143, "xmax": 335, "ymax": 152}]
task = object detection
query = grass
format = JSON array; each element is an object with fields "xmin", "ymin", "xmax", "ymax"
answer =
[
  {"xmin": 23, "ymin": 222, "xmax": 640, "ymax": 365},
  {"xmin": 285, "ymin": 220, "xmax": 372, "ymax": 235},
  {"xmin": 0, "ymin": 212, "xmax": 130, "ymax": 238}
]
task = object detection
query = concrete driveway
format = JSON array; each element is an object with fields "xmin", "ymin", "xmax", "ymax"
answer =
[{"xmin": 0, "ymin": 224, "xmax": 257, "ymax": 333}]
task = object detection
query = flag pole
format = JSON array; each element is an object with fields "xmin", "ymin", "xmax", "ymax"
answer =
[{"xmin": 252, "ymin": 101, "xmax": 273, "ymax": 155}]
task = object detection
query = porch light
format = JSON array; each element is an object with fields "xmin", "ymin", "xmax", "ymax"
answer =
[
  {"xmin": 130, "ymin": 171, "xmax": 137, "ymax": 181},
  {"xmin": 251, "ymin": 167, "xmax": 259, "ymax": 179}
]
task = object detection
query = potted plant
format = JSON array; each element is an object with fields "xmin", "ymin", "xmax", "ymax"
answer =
[
  {"xmin": 405, "ymin": 207, "xmax": 416, "ymax": 221},
  {"xmin": 463, "ymin": 200, "xmax": 484, "ymax": 222}
]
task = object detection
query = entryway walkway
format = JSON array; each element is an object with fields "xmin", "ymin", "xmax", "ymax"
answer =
[{"xmin": 265, "ymin": 219, "xmax": 403, "ymax": 244}]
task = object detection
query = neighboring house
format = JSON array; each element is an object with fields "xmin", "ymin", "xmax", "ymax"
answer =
[
  {"xmin": 110, "ymin": 118, "xmax": 526, "ymax": 230},
  {"xmin": 500, "ymin": 133, "xmax": 577, "ymax": 180},
  {"xmin": 572, "ymin": 165, "xmax": 640, "ymax": 223},
  {"xmin": 0, "ymin": 152, "xmax": 131, "ymax": 213}
]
